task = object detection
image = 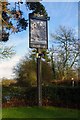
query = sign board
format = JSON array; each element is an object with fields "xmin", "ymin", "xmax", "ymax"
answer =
[{"xmin": 29, "ymin": 15, "xmax": 48, "ymax": 49}]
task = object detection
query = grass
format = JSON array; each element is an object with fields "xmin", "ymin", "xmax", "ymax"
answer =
[
  {"xmin": 2, "ymin": 106, "xmax": 80, "ymax": 119},
  {"xmin": 0, "ymin": 108, "xmax": 2, "ymax": 119}
]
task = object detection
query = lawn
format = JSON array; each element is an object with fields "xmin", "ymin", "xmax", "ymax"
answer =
[{"xmin": 2, "ymin": 106, "xmax": 80, "ymax": 119}]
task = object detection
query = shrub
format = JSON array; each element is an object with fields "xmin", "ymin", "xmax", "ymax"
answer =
[{"xmin": 2, "ymin": 85, "xmax": 80, "ymax": 109}]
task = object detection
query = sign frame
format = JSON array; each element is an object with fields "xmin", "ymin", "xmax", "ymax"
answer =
[{"xmin": 29, "ymin": 14, "xmax": 49, "ymax": 49}]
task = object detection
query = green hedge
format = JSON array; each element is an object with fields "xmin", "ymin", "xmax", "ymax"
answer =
[
  {"xmin": 42, "ymin": 86, "xmax": 80, "ymax": 108},
  {"xmin": 2, "ymin": 85, "xmax": 80, "ymax": 108}
]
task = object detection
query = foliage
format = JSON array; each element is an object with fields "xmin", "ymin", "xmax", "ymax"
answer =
[
  {"xmin": 30, "ymin": 49, "xmax": 50, "ymax": 62},
  {"xmin": 42, "ymin": 85, "xmax": 80, "ymax": 107},
  {"xmin": 2, "ymin": 84, "xmax": 80, "ymax": 109},
  {"xmin": 14, "ymin": 55, "xmax": 53, "ymax": 87},
  {"xmin": 2, "ymin": 78, "xmax": 17, "ymax": 87},
  {"xmin": 41, "ymin": 61, "xmax": 53, "ymax": 84},
  {"xmin": 14, "ymin": 58, "xmax": 37, "ymax": 87},
  {"xmin": 51, "ymin": 79, "xmax": 79, "ymax": 86},
  {"xmin": 1, "ymin": 1, "xmax": 47, "ymax": 42}
]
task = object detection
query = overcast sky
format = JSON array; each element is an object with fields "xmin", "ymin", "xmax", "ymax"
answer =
[{"xmin": 0, "ymin": 2, "xmax": 78, "ymax": 80}]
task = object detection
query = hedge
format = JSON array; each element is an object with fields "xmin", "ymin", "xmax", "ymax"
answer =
[{"xmin": 2, "ymin": 85, "xmax": 80, "ymax": 109}]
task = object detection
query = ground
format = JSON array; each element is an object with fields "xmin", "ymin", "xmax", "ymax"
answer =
[{"xmin": 1, "ymin": 106, "xmax": 80, "ymax": 119}]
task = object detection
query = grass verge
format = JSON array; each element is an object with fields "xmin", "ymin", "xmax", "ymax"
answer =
[{"xmin": 2, "ymin": 106, "xmax": 80, "ymax": 119}]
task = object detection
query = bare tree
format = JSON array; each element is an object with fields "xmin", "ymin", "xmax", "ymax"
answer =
[
  {"xmin": 0, "ymin": 43, "xmax": 15, "ymax": 59},
  {"xmin": 51, "ymin": 26, "xmax": 79, "ymax": 80}
]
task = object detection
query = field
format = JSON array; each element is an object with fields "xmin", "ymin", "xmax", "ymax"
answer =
[{"xmin": 2, "ymin": 106, "xmax": 80, "ymax": 119}]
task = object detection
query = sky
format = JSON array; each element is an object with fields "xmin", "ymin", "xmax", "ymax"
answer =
[
  {"xmin": 0, "ymin": 2, "xmax": 78, "ymax": 80},
  {"xmin": 7, "ymin": 0, "xmax": 79, "ymax": 2}
]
